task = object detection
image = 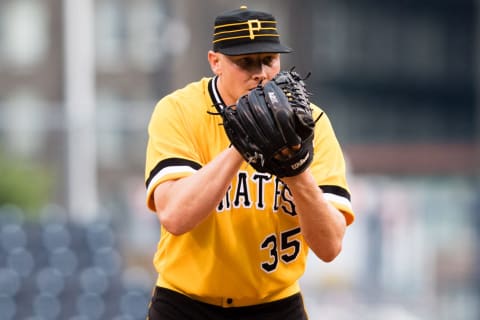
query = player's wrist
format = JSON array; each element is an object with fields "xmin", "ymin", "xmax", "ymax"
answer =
[
  {"xmin": 281, "ymin": 168, "xmax": 310, "ymax": 182},
  {"xmin": 225, "ymin": 145, "xmax": 244, "ymax": 164}
]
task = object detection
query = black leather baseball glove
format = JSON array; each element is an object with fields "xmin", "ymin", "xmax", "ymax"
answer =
[{"xmin": 221, "ymin": 70, "xmax": 316, "ymax": 177}]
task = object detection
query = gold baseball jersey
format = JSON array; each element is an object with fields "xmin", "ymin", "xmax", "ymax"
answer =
[{"xmin": 145, "ymin": 76, "xmax": 354, "ymax": 307}]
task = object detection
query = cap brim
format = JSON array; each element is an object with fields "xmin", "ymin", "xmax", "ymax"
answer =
[{"xmin": 217, "ymin": 42, "xmax": 293, "ymax": 56}]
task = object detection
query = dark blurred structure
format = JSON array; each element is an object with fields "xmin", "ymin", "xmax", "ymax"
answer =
[{"xmin": 281, "ymin": 0, "xmax": 478, "ymax": 175}]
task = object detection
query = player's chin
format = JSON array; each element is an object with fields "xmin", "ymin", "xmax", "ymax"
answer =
[
  {"xmin": 248, "ymin": 83, "xmax": 263, "ymax": 91},
  {"xmin": 242, "ymin": 87, "xmax": 255, "ymax": 95},
  {"xmin": 248, "ymin": 81, "xmax": 265, "ymax": 90}
]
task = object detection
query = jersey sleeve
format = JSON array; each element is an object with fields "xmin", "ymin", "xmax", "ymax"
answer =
[
  {"xmin": 310, "ymin": 105, "xmax": 355, "ymax": 226},
  {"xmin": 144, "ymin": 95, "xmax": 203, "ymax": 212}
]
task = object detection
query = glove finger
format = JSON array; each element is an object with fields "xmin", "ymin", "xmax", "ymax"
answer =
[
  {"xmin": 222, "ymin": 107, "xmax": 251, "ymax": 150},
  {"xmin": 242, "ymin": 89, "xmax": 282, "ymax": 153},
  {"xmin": 249, "ymin": 89, "xmax": 281, "ymax": 134},
  {"xmin": 264, "ymin": 82, "xmax": 301, "ymax": 147},
  {"xmin": 293, "ymin": 108, "xmax": 315, "ymax": 140},
  {"xmin": 236, "ymin": 93, "xmax": 271, "ymax": 151}
]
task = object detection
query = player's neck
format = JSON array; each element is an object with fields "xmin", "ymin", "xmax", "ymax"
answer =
[{"xmin": 215, "ymin": 76, "xmax": 236, "ymax": 107}]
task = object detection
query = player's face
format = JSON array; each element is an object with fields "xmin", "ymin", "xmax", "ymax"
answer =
[{"xmin": 210, "ymin": 51, "xmax": 281, "ymax": 106}]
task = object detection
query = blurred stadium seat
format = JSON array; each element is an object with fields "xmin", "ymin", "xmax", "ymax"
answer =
[
  {"xmin": 0, "ymin": 295, "xmax": 16, "ymax": 320},
  {"xmin": 0, "ymin": 205, "xmax": 152, "ymax": 320}
]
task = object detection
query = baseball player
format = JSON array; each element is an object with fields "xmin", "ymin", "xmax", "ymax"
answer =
[{"xmin": 144, "ymin": 6, "xmax": 355, "ymax": 320}]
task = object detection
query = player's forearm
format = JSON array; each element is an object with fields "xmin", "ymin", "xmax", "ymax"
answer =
[
  {"xmin": 154, "ymin": 147, "xmax": 244, "ymax": 235},
  {"xmin": 282, "ymin": 170, "xmax": 346, "ymax": 262}
]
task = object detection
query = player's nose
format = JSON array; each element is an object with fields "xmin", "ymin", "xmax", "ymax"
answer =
[{"xmin": 252, "ymin": 64, "xmax": 268, "ymax": 85}]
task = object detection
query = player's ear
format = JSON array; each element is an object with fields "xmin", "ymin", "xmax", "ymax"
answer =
[{"xmin": 208, "ymin": 51, "xmax": 222, "ymax": 76}]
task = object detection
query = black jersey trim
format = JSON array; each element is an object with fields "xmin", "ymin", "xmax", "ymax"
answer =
[
  {"xmin": 208, "ymin": 76, "xmax": 227, "ymax": 113},
  {"xmin": 319, "ymin": 185, "xmax": 351, "ymax": 201},
  {"xmin": 146, "ymin": 158, "xmax": 202, "ymax": 189}
]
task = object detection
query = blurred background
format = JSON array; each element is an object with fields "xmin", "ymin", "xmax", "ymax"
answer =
[{"xmin": 0, "ymin": 0, "xmax": 479, "ymax": 319}]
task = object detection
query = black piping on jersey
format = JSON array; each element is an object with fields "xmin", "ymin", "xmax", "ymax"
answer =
[
  {"xmin": 319, "ymin": 185, "xmax": 351, "ymax": 201},
  {"xmin": 146, "ymin": 158, "xmax": 202, "ymax": 189},
  {"xmin": 208, "ymin": 76, "xmax": 227, "ymax": 113}
]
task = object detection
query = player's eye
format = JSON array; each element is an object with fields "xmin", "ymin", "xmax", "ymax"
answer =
[
  {"xmin": 234, "ymin": 57, "xmax": 255, "ymax": 69},
  {"xmin": 230, "ymin": 55, "xmax": 277, "ymax": 72},
  {"xmin": 262, "ymin": 56, "xmax": 274, "ymax": 66}
]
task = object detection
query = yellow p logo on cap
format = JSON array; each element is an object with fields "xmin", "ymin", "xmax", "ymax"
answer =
[{"xmin": 247, "ymin": 19, "xmax": 261, "ymax": 39}]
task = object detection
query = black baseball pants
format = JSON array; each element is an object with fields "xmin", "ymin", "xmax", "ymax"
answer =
[{"xmin": 147, "ymin": 287, "xmax": 309, "ymax": 320}]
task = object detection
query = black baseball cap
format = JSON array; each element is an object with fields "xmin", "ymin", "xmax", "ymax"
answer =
[{"xmin": 212, "ymin": 5, "xmax": 292, "ymax": 56}]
